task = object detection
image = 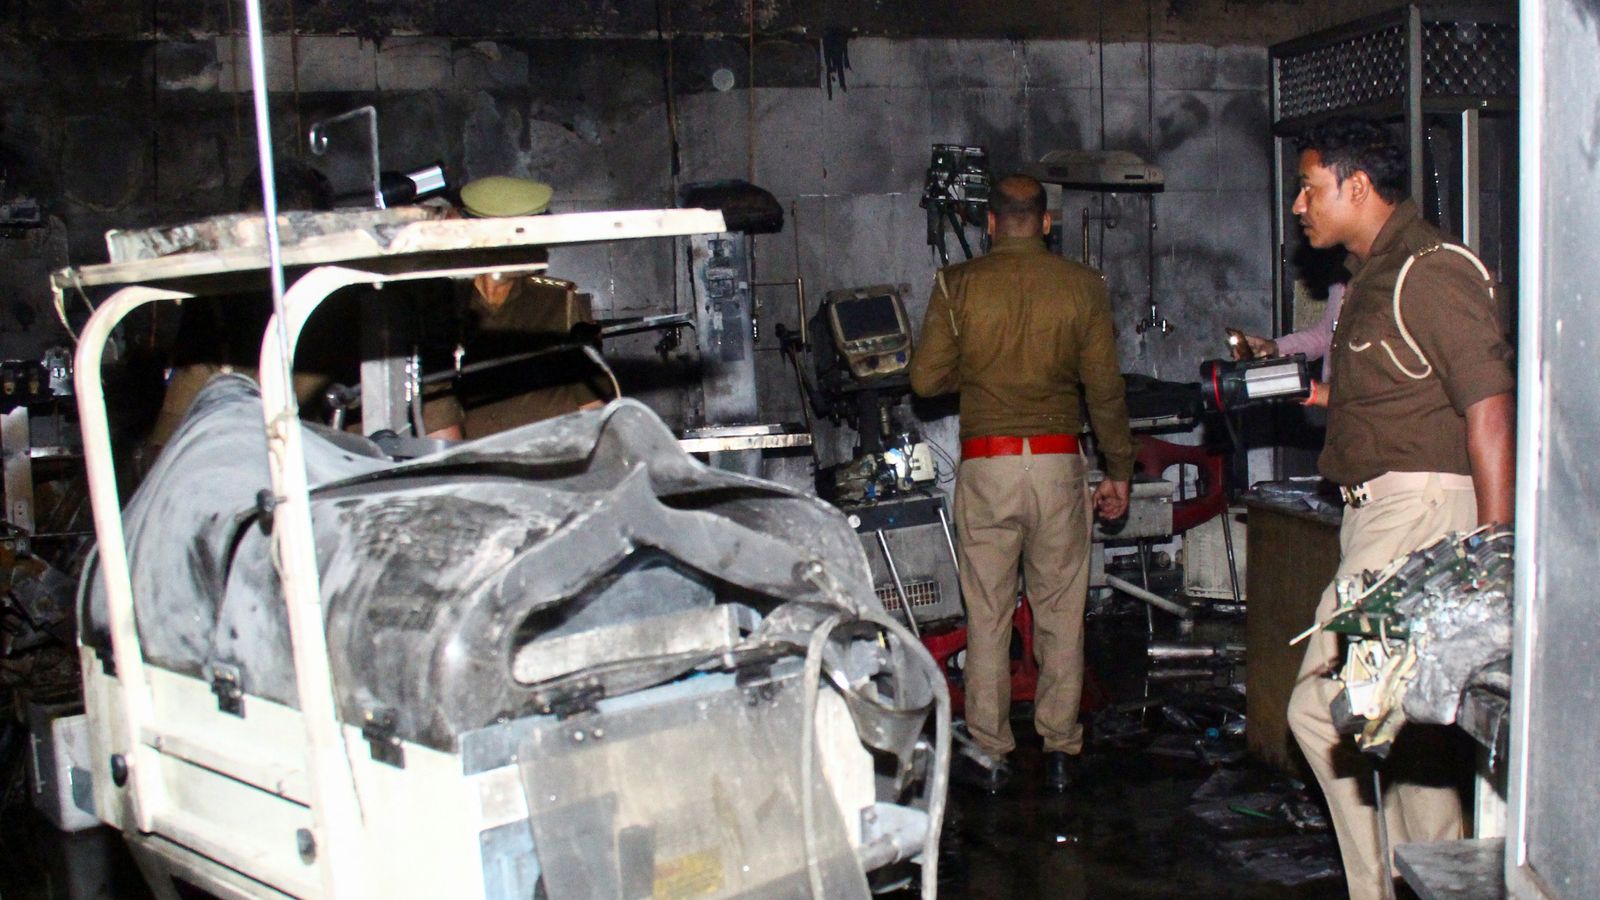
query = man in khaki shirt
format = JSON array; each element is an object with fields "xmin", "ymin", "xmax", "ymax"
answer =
[
  {"xmin": 1282, "ymin": 118, "xmax": 1514, "ymax": 900},
  {"xmin": 910, "ymin": 174, "xmax": 1134, "ymax": 793},
  {"xmin": 455, "ymin": 273, "xmax": 608, "ymax": 438}
]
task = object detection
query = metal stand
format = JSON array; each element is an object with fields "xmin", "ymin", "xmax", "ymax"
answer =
[
  {"xmin": 876, "ymin": 529, "xmax": 921, "ymax": 640},
  {"xmin": 1219, "ymin": 506, "xmax": 1242, "ymax": 605},
  {"xmin": 2, "ymin": 407, "xmax": 34, "ymax": 533}
]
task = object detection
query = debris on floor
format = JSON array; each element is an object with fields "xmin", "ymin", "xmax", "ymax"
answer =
[
  {"xmin": 1215, "ymin": 834, "xmax": 1344, "ymax": 886},
  {"xmin": 1186, "ymin": 763, "xmax": 1342, "ymax": 887}
]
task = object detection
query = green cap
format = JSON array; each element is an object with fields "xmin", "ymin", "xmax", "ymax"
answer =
[{"xmin": 459, "ymin": 176, "xmax": 554, "ymax": 217}]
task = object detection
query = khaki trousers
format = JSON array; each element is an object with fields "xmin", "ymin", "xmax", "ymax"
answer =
[
  {"xmin": 1287, "ymin": 474, "xmax": 1477, "ymax": 900},
  {"xmin": 954, "ymin": 448, "xmax": 1091, "ymax": 757}
]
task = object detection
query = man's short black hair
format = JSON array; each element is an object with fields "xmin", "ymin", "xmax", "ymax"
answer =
[
  {"xmin": 1295, "ymin": 117, "xmax": 1408, "ymax": 204},
  {"xmin": 991, "ymin": 174, "xmax": 1047, "ymax": 221}
]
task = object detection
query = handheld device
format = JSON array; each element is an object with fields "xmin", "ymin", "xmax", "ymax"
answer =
[{"xmin": 1200, "ymin": 354, "xmax": 1311, "ymax": 412}]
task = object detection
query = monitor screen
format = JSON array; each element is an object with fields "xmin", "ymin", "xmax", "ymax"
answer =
[{"xmin": 833, "ymin": 295, "xmax": 903, "ymax": 343}]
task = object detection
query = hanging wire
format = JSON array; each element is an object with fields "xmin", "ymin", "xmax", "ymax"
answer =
[
  {"xmin": 581, "ymin": 345, "xmax": 624, "ymax": 401},
  {"xmin": 927, "ymin": 437, "xmax": 958, "ymax": 485},
  {"xmin": 243, "ymin": 0, "xmax": 294, "ymax": 416},
  {"xmin": 1097, "ymin": 0, "xmax": 1109, "ymax": 268},
  {"xmin": 747, "ymin": 0, "xmax": 757, "ymax": 185}
]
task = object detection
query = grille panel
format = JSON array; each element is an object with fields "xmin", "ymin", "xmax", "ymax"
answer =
[
  {"xmin": 1276, "ymin": 26, "xmax": 1406, "ymax": 121},
  {"xmin": 1423, "ymin": 21, "xmax": 1517, "ymax": 98},
  {"xmin": 1274, "ymin": 16, "xmax": 1517, "ymax": 123},
  {"xmin": 877, "ymin": 579, "xmax": 942, "ymax": 612}
]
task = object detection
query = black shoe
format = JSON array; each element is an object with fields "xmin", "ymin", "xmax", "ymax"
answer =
[
  {"xmin": 952, "ymin": 753, "xmax": 1011, "ymax": 795},
  {"xmin": 1044, "ymin": 751, "xmax": 1080, "ymax": 792}
]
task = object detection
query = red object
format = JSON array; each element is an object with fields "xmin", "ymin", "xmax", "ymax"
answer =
[
  {"xmin": 918, "ymin": 596, "xmax": 1105, "ymax": 717},
  {"xmin": 919, "ymin": 598, "xmax": 1034, "ymax": 714},
  {"xmin": 960, "ymin": 433, "xmax": 1080, "ymax": 459},
  {"xmin": 1134, "ymin": 434, "xmax": 1228, "ymax": 535}
]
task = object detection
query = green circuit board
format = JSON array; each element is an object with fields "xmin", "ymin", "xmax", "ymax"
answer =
[{"xmin": 1322, "ymin": 526, "xmax": 1513, "ymax": 640}]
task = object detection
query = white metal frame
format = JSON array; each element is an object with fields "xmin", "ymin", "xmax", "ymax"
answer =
[
  {"xmin": 1505, "ymin": 0, "xmax": 1544, "ymax": 895},
  {"xmin": 69, "ymin": 207, "xmax": 726, "ymax": 898}
]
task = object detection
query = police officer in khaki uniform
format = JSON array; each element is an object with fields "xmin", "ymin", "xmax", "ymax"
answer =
[
  {"xmin": 1282, "ymin": 118, "xmax": 1515, "ymax": 900},
  {"xmin": 910, "ymin": 174, "xmax": 1135, "ymax": 793}
]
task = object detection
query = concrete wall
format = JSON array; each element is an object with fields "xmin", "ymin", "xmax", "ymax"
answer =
[
  {"xmin": 714, "ymin": 38, "xmax": 1275, "ymax": 487},
  {"xmin": 0, "ymin": 29, "xmax": 1274, "ymax": 487}
]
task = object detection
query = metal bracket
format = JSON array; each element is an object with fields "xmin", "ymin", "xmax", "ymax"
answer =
[
  {"xmin": 308, "ymin": 105, "xmax": 383, "ymax": 209},
  {"xmin": 736, "ymin": 660, "xmax": 782, "ymax": 706},
  {"xmin": 361, "ymin": 708, "xmax": 405, "ymax": 768},
  {"xmin": 208, "ymin": 663, "xmax": 245, "ymax": 717},
  {"xmin": 537, "ymin": 682, "xmax": 604, "ymax": 721}
]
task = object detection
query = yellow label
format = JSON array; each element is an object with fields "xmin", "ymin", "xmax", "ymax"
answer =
[{"xmin": 652, "ymin": 848, "xmax": 724, "ymax": 899}]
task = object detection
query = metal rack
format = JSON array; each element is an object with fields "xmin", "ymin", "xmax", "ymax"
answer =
[{"xmin": 1268, "ymin": 3, "xmax": 1518, "ymax": 337}]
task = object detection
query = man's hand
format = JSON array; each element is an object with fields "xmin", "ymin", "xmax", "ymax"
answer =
[
  {"xmin": 1093, "ymin": 479, "xmax": 1130, "ymax": 521},
  {"xmin": 1301, "ymin": 379, "xmax": 1328, "ymax": 407},
  {"xmin": 1244, "ymin": 334, "xmax": 1279, "ymax": 358}
]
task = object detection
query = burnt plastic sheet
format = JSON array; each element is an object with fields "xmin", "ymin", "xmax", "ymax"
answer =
[
  {"xmin": 1216, "ymin": 834, "xmax": 1342, "ymax": 886},
  {"xmin": 520, "ymin": 674, "xmax": 869, "ymax": 900},
  {"xmin": 79, "ymin": 374, "xmax": 386, "ymax": 679},
  {"xmin": 85, "ymin": 375, "xmax": 885, "ymax": 751}
]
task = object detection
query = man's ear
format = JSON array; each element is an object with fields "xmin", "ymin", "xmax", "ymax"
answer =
[
  {"xmin": 986, "ymin": 211, "xmax": 997, "ymax": 237},
  {"xmin": 1347, "ymin": 170, "xmax": 1372, "ymax": 205}
]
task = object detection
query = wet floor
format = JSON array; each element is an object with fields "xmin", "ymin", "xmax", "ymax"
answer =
[
  {"xmin": 910, "ymin": 598, "xmax": 1351, "ymax": 900},
  {"xmin": 925, "ymin": 730, "xmax": 1349, "ymax": 899},
  {"xmin": 1, "ymin": 590, "xmax": 1354, "ymax": 900}
]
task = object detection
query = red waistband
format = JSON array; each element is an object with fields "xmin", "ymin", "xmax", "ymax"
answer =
[{"xmin": 961, "ymin": 434, "xmax": 1080, "ymax": 459}]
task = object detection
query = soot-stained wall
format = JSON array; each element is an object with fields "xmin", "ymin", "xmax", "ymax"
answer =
[{"xmin": 0, "ymin": 24, "xmax": 1276, "ymax": 484}]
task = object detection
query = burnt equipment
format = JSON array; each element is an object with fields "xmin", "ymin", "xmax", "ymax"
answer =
[
  {"xmin": 823, "ymin": 286, "xmax": 914, "ymax": 382},
  {"xmin": 920, "ymin": 144, "xmax": 991, "ymax": 266},
  {"xmin": 803, "ymin": 285, "xmax": 935, "ymax": 503}
]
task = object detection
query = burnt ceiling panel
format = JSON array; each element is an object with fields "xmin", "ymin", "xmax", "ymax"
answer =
[
  {"xmin": 0, "ymin": 1, "xmax": 1508, "ymax": 46},
  {"xmin": 440, "ymin": 0, "xmax": 659, "ymax": 39},
  {"xmin": 291, "ymin": 0, "xmax": 437, "ymax": 37}
]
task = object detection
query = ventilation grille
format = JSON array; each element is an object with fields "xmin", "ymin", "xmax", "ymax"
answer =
[
  {"xmin": 877, "ymin": 579, "xmax": 942, "ymax": 612},
  {"xmin": 1422, "ymin": 21, "xmax": 1517, "ymax": 98},
  {"xmin": 1276, "ymin": 26, "xmax": 1406, "ymax": 121},
  {"xmin": 1275, "ymin": 18, "xmax": 1517, "ymax": 122}
]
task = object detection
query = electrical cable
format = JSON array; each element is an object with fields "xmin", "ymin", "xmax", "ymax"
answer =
[
  {"xmin": 243, "ymin": 16, "xmax": 292, "ymax": 402},
  {"xmin": 244, "ymin": 0, "xmax": 372, "ymax": 866},
  {"xmin": 798, "ymin": 566, "xmax": 951, "ymax": 899},
  {"xmin": 53, "ymin": 293, "xmax": 78, "ymax": 342},
  {"xmin": 580, "ymin": 345, "xmax": 624, "ymax": 400},
  {"xmin": 858, "ymin": 605, "xmax": 950, "ymax": 900},
  {"xmin": 53, "ymin": 270, "xmax": 99, "ymax": 342},
  {"xmin": 927, "ymin": 439, "xmax": 958, "ymax": 485},
  {"xmin": 1141, "ymin": 0, "xmax": 1161, "ymax": 336},
  {"xmin": 800, "ymin": 612, "xmax": 847, "ymax": 899}
]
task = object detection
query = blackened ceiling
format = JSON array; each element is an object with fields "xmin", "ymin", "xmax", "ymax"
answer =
[{"xmin": 0, "ymin": 1, "xmax": 1509, "ymax": 46}]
